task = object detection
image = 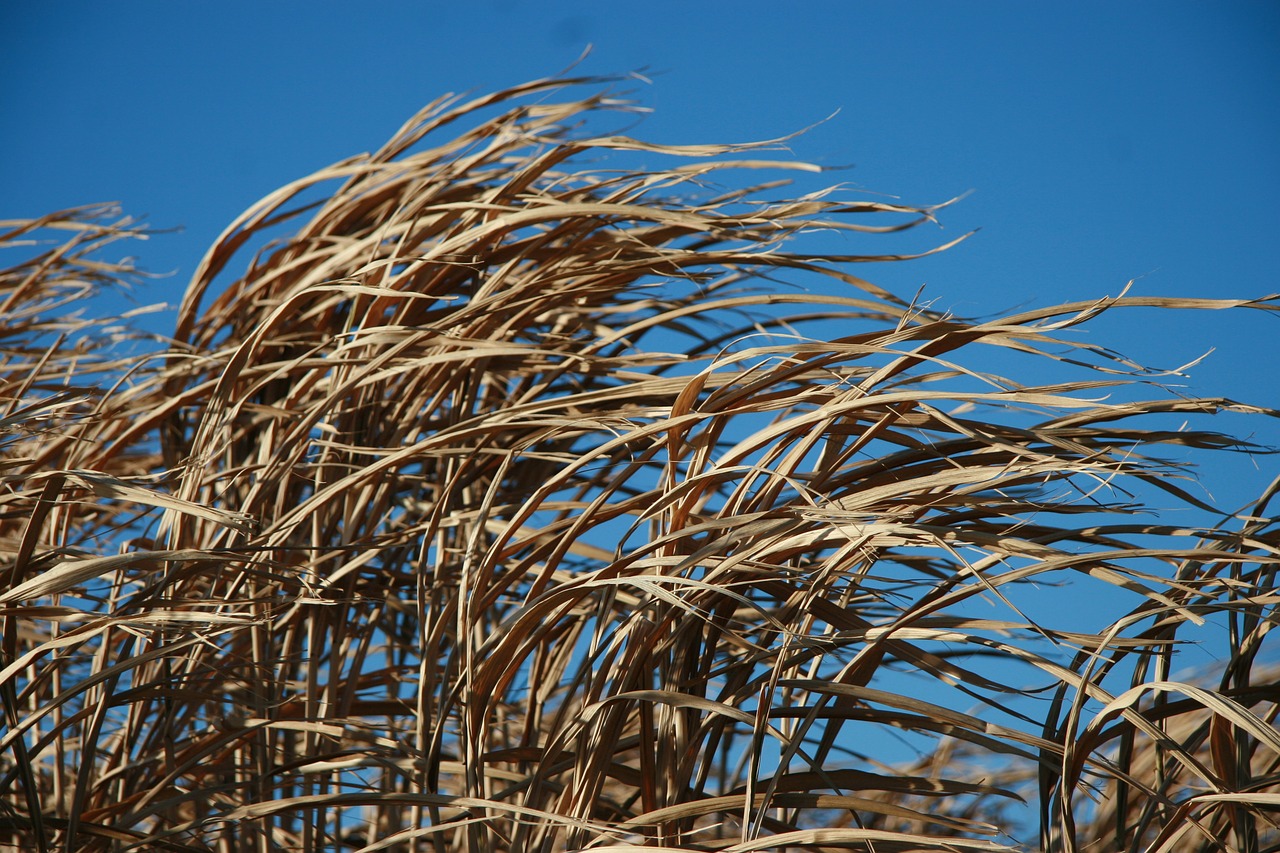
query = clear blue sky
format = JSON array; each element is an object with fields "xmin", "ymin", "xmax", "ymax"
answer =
[
  {"xmin": 3, "ymin": 4, "xmax": 1278, "ymax": 814},
  {"xmin": 4, "ymin": 1, "xmax": 1278, "ymax": 478}
]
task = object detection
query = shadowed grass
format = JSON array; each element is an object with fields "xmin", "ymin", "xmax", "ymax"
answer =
[{"xmin": 2, "ymin": 78, "xmax": 1278, "ymax": 852}]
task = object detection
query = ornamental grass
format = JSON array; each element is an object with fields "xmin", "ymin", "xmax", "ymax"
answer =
[{"xmin": 2, "ymin": 77, "xmax": 1277, "ymax": 852}]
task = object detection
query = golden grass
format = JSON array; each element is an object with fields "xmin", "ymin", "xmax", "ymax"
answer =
[{"xmin": 1, "ymin": 77, "xmax": 1278, "ymax": 852}]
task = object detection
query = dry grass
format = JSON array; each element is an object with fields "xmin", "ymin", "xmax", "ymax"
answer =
[{"xmin": 2, "ymin": 77, "xmax": 1278, "ymax": 852}]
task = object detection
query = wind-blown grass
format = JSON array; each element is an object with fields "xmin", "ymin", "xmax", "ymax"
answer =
[{"xmin": 2, "ymin": 77, "xmax": 1278, "ymax": 852}]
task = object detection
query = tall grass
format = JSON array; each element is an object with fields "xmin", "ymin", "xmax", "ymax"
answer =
[{"xmin": 2, "ymin": 77, "xmax": 1277, "ymax": 852}]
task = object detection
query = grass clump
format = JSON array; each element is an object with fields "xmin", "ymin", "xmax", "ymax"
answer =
[{"xmin": 2, "ymin": 77, "xmax": 1278, "ymax": 852}]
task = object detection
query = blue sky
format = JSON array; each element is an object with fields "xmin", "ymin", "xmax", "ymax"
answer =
[
  {"xmin": 3, "ymin": 3, "xmax": 1279, "ymax": 815},
  {"xmin": 4, "ymin": 2, "xmax": 1278, "ymax": 486}
]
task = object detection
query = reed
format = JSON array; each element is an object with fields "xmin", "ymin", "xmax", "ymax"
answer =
[{"xmin": 2, "ymin": 78, "xmax": 1277, "ymax": 852}]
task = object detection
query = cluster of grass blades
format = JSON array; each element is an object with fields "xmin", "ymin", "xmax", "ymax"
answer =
[{"xmin": 2, "ymin": 77, "xmax": 1278, "ymax": 852}]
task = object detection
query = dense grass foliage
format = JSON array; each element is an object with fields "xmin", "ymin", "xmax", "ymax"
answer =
[{"xmin": 2, "ymin": 78, "xmax": 1278, "ymax": 852}]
